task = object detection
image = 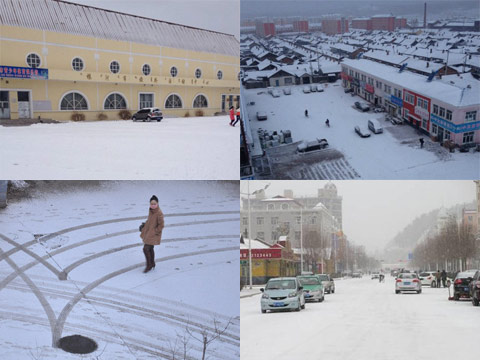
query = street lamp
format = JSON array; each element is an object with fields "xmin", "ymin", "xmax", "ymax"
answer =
[{"xmin": 242, "ymin": 182, "xmax": 270, "ymax": 289}]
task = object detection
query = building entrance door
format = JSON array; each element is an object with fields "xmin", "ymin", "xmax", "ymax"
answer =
[
  {"xmin": 17, "ymin": 91, "xmax": 30, "ymax": 119},
  {"xmin": 0, "ymin": 91, "xmax": 10, "ymax": 119}
]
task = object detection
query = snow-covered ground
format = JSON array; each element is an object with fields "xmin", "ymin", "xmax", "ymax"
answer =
[
  {"xmin": 243, "ymin": 84, "xmax": 480, "ymax": 179},
  {"xmin": 0, "ymin": 116, "xmax": 238, "ymax": 180},
  {"xmin": 0, "ymin": 181, "xmax": 239, "ymax": 359},
  {"xmin": 241, "ymin": 276, "xmax": 479, "ymax": 360}
]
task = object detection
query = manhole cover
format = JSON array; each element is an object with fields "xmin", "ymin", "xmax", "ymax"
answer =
[{"xmin": 57, "ymin": 335, "xmax": 98, "ymax": 354}]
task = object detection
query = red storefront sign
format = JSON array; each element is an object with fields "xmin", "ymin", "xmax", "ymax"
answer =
[
  {"xmin": 340, "ymin": 72, "xmax": 352, "ymax": 81},
  {"xmin": 365, "ymin": 84, "xmax": 374, "ymax": 93},
  {"xmin": 240, "ymin": 248, "xmax": 282, "ymax": 259}
]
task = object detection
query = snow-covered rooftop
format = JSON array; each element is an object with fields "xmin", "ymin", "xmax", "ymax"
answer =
[
  {"xmin": 342, "ymin": 59, "xmax": 480, "ymax": 107},
  {"xmin": 0, "ymin": 0, "xmax": 239, "ymax": 56}
]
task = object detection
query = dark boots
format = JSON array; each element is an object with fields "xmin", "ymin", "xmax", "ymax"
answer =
[{"xmin": 143, "ymin": 245, "xmax": 155, "ymax": 273}]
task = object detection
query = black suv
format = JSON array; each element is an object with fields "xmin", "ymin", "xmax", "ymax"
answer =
[
  {"xmin": 469, "ymin": 270, "xmax": 480, "ymax": 306},
  {"xmin": 132, "ymin": 107, "xmax": 163, "ymax": 122},
  {"xmin": 453, "ymin": 270, "xmax": 479, "ymax": 301}
]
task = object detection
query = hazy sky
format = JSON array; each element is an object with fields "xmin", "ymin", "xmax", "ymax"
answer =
[
  {"xmin": 71, "ymin": 0, "xmax": 240, "ymax": 39},
  {"xmin": 241, "ymin": 0, "xmax": 479, "ymax": 20},
  {"xmin": 240, "ymin": 181, "xmax": 476, "ymax": 254}
]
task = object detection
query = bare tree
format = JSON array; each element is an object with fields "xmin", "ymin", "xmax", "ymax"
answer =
[
  {"xmin": 186, "ymin": 317, "xmax": 234, "ymax": 360},
  {"xmin": 167, "ymin": 329, "xmax": 192, "ymax": 360}
]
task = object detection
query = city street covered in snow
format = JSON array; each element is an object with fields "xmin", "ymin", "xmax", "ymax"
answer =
[
  {"xmin": 0, "ymin": 116, "xmax": 238, "ymax": 180},
  {"xmin": 0, "ymin": 181, "xmax": 239, "ymax": 360},
  {"xmin": 241, "ymin": 276, "xmax": 479, "ymax": 360},
  {"xmin": 242, "ymin": 84, "xmax": 479, "ymax": 179}
]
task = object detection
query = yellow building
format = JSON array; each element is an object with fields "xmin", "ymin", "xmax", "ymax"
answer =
[{"xmin": 0, "ymin": 0, "xmax": 240, "ymax": 121}]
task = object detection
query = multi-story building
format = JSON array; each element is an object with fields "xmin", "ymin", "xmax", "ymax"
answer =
[
  {"xmin": 341, "ymin": 59, "xmax": 480, "ymax": 145},
  {"xmin": 255, "ymin": 22, "xmax": 276, "ymax": 37},
  {"xmin": 240, "ymin": 191, "xmax": 340, "ymax": 249},
  {"xmin": 351, "ymin": 18, "xmax": 372, "ymax": 31},
  {"xmin": 321, "ymin": 18, "xmax": 349, "ymax": 35},
  {"xmin": 0, "ymin": 0, "xmax": 239, "ymax": 121},
  {"xmin": 371, "ymin": 15, "xmax": 395, "ymax": 31},
  {"xmin": 293, "ymin": 20, "xmax": 309, "ymax": 33}
]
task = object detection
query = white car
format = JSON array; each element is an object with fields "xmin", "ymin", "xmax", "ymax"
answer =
[
  {"xmin": 271, "ymin": 90, "xmax": 281, "ymax": 98},
  {"xmin": 303, "ymin": 86, "xmax": 311, "ymax": 94},
  {"xmin": 418, "ymin": 271, "xmax": 452, "ymax": 288},
  {"xmin": 256, "ymin": 111, "xmax": 268, "ymax": 121},
  {"xmin": 395, "ymin": 273, "xmax": 422, "ymax": 294},
  {"xmin": 283, "ymin": 87, "xmax": 292, "ymax": 95}
]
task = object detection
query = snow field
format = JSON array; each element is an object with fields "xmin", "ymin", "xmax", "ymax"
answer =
[{"xmin": 0, "ymin": 181, "xmax": 240, "ymax": 359}]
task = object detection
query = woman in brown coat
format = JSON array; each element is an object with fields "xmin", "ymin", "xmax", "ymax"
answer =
[{"xmin": 140, "ymin": 195, "xmax": 164, "ymax": 273}]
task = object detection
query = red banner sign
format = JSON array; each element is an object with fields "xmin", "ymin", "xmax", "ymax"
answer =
[
  {"xmin": 365, "ymin": 84, "xmax": 374, "ymax": 93},
  {"xmin": 240, "ymin": 248, "xmax": 282, "ymax": 259}
]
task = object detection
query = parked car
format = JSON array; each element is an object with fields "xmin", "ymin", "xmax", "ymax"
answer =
[
  {"xmin": 297, "ymin": 138, "xmax": 329, "ymax": 153},
  {"xmin": 344, "ymin": 87, "xmax": 353, "ymax": 93},
  {"xmin": 132, "ymin": 107, "xmax": 163, "ymax": 122},
  {"xmin": 390, "ymin": 117, "xmax": 404, "ymax": 125},
  {"xmin": 469, "ymin": 270, "xmax": 480, "ymax": 306},
  {"xmin": 352, "ymin": 272, "xmax": 362, "ymax": 278},
  {"xmin": 310, "ymin": 84, "xmax": 317, "ymax": 92},
  {"xmin": 260, "ymin": 277, "xmax": 305, "ymax": 313},
  {"xmin": 256, "ymin": 111, "xmax": 268, "ymax": 121},
  {"xmin": 418, "ymin": 271, "xmax": 452, "ymax": 288},
  {"xmin": 395, "ymin": 273, "xmax": 422, "ymax": 294},
  {"xmin": 315, "ymin": 84, "xmax": 324, "ymax": 92},
  {"xmin": 271, "ymin": 90, "xmax": 281, "ymax": 98},
  {"xmin": 354, "ymin": 101, "xmax": 370, "ymax": 112},
  {"xmin": 371, "ymin": 272, "xmax": 380, "ymax": 280},
  {"xmin": 316, "ymin": 274, "xmax": 335, "ymax": 294},
  {"xmin": 297, "ymin": 275, "xmax": 324, "ymax": 303},
  {"xmin": 368, "ymin": 119, "xmax": 383, "ymax": 134},
  {"xmin": 355, "ymin": 125, "xmax": 371, "ymax": 138},
  {"xmin": 283, "ymin": 87, "xmax": 292, "ymax": 95},
  {"xmin": 303, "ymin": 86, "xmax": 311, "ymax": 94},
  {"xmin": 453, "ymin": 270, "xmax": 479, "ymax": 301}
]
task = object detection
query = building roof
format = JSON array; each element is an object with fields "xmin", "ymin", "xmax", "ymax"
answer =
[
  {"xmin": 240, "ymin": 237, "xmax": 271, "ymax": 250},
  {"xmin": 342, "ymin": 58, "xmax": 480, "ymax": 107},
  {"xmin": 0, "ymin": 0, "xmax": 239, "ymax": 56}
]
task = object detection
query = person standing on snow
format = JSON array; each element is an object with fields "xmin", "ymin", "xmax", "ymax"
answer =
[
  {"xmin": 435, "ymin": 270, "xmax": 441, "ymax": 288},
  {"xmin": 229, "ymin": 106, "xmax": 235, "ymax": 126},
  {"xmin": 441, "ymin": 270, "xmax": 447, "ymax": 288},
  {"xmin": 139, "ymin": 195, "xmax": 164, "ymax": 273}
]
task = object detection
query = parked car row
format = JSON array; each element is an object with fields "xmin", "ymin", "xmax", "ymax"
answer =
[
  {"xmin": 354, "ymin": 119, "xmax": 383, "ymax": 138},
  {"xmin": 418, "ymin": 271, "xmax": 453, "ymax": 288},
  {"xmin": 297, "ymin": 138, "xmax": 329, "ymax": 153},
  {"xmin": 260, "ymin": 274, "xmax": 335, "ymax": 313}
]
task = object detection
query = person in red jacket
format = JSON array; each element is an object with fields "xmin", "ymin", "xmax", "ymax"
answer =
[
  {"xmin": 229, "ymin": 106, "xmax": 235, "ymax": 126},
  {"xmin": 233, "ymin": 107, "xmax": 240, "ymax": 126}
]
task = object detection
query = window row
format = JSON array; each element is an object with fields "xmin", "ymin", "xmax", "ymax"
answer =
[
  {"xmin": 432, "ymin": 104, "xmax": 453, "ymax": 121},
  {"xmin": 59, "ymin": 92, "xmax": 209, "ymax": 110},
  {"xmin": 25, "ymin": 53, "xmax": 225, "ymax": 79}
]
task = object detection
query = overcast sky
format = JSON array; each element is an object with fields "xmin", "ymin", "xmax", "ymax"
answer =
[
  {"xmin": 240, "ymin": 180, "xmax": 476, "ymax": 255},
  {"xmin": 241, "ymin": 0, "xmax": 479, "ymax": 20},
  {"xmin": 71, "ymin": 0, "xmax": 240, "ymax": 39}
]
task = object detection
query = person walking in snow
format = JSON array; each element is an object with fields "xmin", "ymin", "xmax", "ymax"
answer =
[
  {"xmin": 233, "ymin": 107, "xmax": 241, "ymax": 126},
  {"xmin": 325, "ymin": 118, "xmax": 330, "ymax": 127},
  {"xmin": 229, "ymin": 106, "xmax": 235, "ymax": 126},
  {"xmin": 139, "ymin": 195, "xmax": 164, "ymax": 273},
  {"xmin": 305, "ymin": 109, "xmax": 308, "ymax": 117},
  {"xmin": 419, "ymin": 138, "xmax": 424, "ymax": 148},
  {"xmin": 435, "ymin": 270, "xmax": 441, "ymax": 288},
  {"xmin": 441, "ymin": 270, "xmax": 447, "ymax": 288}
]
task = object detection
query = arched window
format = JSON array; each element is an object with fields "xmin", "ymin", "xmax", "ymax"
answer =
[
  {"xmin": 60, "ymin": 92, "xmax": 88, "ymax": 110},
  {"xmin": 110, "ymin": 60, "xmax": 120, "ymax": 74},
  {"xmin": 193, "ymin": 94, "xmax": 208, "ymax": 108},
  {"xmin": 104, "ymin": 93, "xmax": 127, "ymax": 110},
  {"xmin": 26, "ymin": 53, "xmax": 41, "ymax": 68},
  {"xmin": 195, "ymin": 68, "xmax": 202, "ymax": 79},
  {"xmin": 142, "ymin": 64, "xmax": 151, "ymax": 76},
  {"xmin": 165, "ymin": 94, "xmax": 182, "ymax": 108},
  {"xmin": 281, "ymin": 203, "xmax": 289, "ymax": 210},
  {"xmin": 170, "ymin": 66, "xmax": 178, "ymax": 77},
  {"xmin": 72, "ymin": 57, "xmax": 84, "ymax": 71},
  {"xmin": 217, "ymin": 70, "xmax": 223, "ymax": 80}
]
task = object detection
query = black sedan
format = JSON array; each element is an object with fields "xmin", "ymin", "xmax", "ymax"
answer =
[
  {"xmin": 354, "ymin": 101, "xmax": 370, "ymax": 112},
  {"xmin": 453, "ymin": 270, "xmax": 479, "ymax": 301}
]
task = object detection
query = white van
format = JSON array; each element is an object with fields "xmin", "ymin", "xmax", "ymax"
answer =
[{"xmin": 368, "ymin": 119, "xmax": 383, "ymax": 134}]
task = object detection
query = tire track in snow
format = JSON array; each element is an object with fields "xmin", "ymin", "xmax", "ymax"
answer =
[
  {"xmin": 39, "ymin": 210, "xmax": 238, "ymax": 242},
  {"xmin": 52, "ymin": 246, "xmax": 238, "ymax": 345}
]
